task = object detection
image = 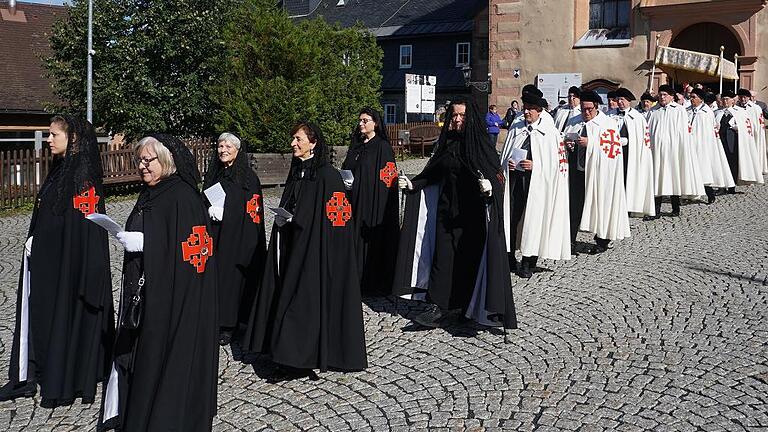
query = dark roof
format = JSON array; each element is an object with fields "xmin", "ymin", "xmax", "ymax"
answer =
[
  {"xmin": 0, "ymin": 1, "xmax": 63, "ymax": 113},
  {"xmin": 305, "ymin": 0, "xmax": 483, "ymax": 37}
]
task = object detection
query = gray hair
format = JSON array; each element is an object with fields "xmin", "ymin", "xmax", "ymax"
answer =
[
  {"xmin": 217, "ymin": 132, "xmax": 241, "ymax": 150},
  {"xmin": 134, "ymin": 136, "xmax": 177, "ymax": 179}
]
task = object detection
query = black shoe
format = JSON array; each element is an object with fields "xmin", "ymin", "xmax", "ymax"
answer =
[
  {"xmin": 727, "ymin": 187, "xmax": 737, "ymax": 194},
  {"xmin": 218, "ymin": 328, "xmax": 234, "ymax": 346},
  {"xmin": 0, "ymin": 381, "xmax": 37, "ymax": 402},
  {"xmin": 706, "ymin": 195, "xmax": 716, "ymax": 204},
  {"xmin": 412, "ymin": 304, "xmax": 445, "ymax": 328},
  {"xmin": 266, "ymin": 367, "xmax": 318, "ymax": 384},
  {"xmin": 643, "ymin": 214, "xmax": 661, "ymax": 221},
  {"xmin": 570, "ymin": 242, "xmax": 579, "ymax": 256},
  {"xmin": 588, "ymin": 245, "xmax": 608, "ymax": 255},
  {"xmin": 516, "ymin": 259, "xmax": 533, "ymax": 279},
  {"xmin": 668, "ymin": 211, "xmax": 680, "ymax": 217}
]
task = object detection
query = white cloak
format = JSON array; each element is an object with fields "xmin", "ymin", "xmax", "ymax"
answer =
[
  {"xmin": 689, "ymin": 104, "xmax": 735, "ymax": 188},
  {"xmin": 615, "ymin": 109, "xmax": 655, "ymax": 216},
  {"xmin": 647, "ymin": 102, "xmax": 706, "ymax": 197},
  {"xmin": 579, "ymin": 111, "xmax": 631, "ymax": 241},
  {"xmin": 554, "ymin": 106, "xmax": 581, "ymax": 132},
  {"xmin": 717, "ymin": 106, "xmax": 763, "ymax": 184},
  {"xmin": 500, "ymin": 116, "xmax": 571, "ymax": 261},
  {"xmin": 746, "ymin": 102, "xmax": 768, "ymax": 173}
]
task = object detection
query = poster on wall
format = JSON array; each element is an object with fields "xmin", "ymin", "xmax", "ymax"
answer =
[
  {"xmin": 536, "ymin": 73, "xmax": 582, "ymax": 108},
  {"xmin": 406, "ymin": 73, "xmax": 437, "ymax": 114}
]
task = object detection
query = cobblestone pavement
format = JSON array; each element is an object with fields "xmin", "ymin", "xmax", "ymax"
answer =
[{"xmin": 1, "ymin": 158, "xmax": 767, "ymax": 431}]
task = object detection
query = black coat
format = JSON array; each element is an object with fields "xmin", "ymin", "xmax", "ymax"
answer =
[
  {"xmin": 99, "ymin": 175, "xmax": 218, "ymax": 432},
  {"xmin": 9, "ymin": 162, "xmax": 114, "ymax": 408},
  {"xmin": 243, "ymin": 159, "xmax": 367, "ymax": 372},
  {"xmin": 341, "ymin": 135, "xmax": 399, "ymax": 295},
  {"xmin": 206, "ymin": 165, "xmax": 267, "ymax": 329}
]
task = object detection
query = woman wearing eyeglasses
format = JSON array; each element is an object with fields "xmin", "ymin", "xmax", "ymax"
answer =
[
  {"xmin": 0, "ymin": 115, "xmax": 114, "ymax": 408},
  {"xmin": 100, "ymin": 134, "xmax": 218, "ymax": 432},
  {"xmin": 341, "ymin": 108, "xmax": 399, "ymax": 295}
]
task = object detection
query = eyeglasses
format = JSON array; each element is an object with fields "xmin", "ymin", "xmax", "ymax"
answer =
[
  {"xmin": 582, "ymin": 106, "xmax": 598, "ymax": 112},
  {"xmin": 135, "ymin": 156, "xmax": 158, "ymax": 167},
  {"xmin": 359, "ymin": 118, "xmax": 373, "ymax": 124}
]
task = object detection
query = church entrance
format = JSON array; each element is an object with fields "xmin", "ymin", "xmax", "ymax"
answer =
[{"xmin": 670, "ymin": 22, "xmax": 741, "ymax": 89}]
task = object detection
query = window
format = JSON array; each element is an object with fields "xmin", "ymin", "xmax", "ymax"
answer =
[
  {"xmin": 456, "ymin": 42, "xmax": 470, "ymax": 67},
  {"xmin": 384, "ymin": 104, "xmax": 398, "ymax": 124},
  {"xmin": 399, "ymin": 45, "xmax": 412, "ymax": 69},
  {"xmin": 589, "ymin": 0, "xmax": 630, "ymax": 30}
]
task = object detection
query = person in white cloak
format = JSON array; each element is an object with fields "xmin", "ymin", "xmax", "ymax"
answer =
[
  {"xmin": 688, "ymin": 88, "xmax": 735, "ymax": 203},
  {"xmin": 500, "ymin": 86, "xmax": 570, "ymax": 279},
  {"xmin": 553, "ymin": 86, "xmax": 582, "ymax": 132},
  {"xmin": 639, "ymin": 92, "xmax": 657, "ymax": 120},
  {"xmin": 738, "ymin": 88, "xmax": 768, "ymax": 174},
  {"xmin": 564, "ymin": 90, "xmax": 630, "ymax": 254},
  {"xmin": 715, "ymin": 90, "xmax": 763, "ymax": 191},
  {"xmin": 644, "ymin": 84, "xmax": 706, "ymax": 220},
  {"xmin": 612, "ymin": 88, "xmax": 655, "ymax": 217}
]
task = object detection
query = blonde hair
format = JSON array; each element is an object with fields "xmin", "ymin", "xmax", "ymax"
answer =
[{"xmin": 134, "ymin": 136, "xmax": 177, "ymax": 179}]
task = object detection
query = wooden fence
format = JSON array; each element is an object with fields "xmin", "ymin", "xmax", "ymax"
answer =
[{"xmin": 0, "ymin": 124, "xmax": 437, "ymax": 209}]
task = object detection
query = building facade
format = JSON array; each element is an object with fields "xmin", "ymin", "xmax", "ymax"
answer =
[{"xmin": 489, "ymin": 0, "xmax": 767, "ymax": 110}]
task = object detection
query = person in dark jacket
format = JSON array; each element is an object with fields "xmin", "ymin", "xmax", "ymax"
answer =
[
  {"xmin": 341, "ymin": 108, "xmax": 399, "ymax": 295},
  {"xmin": 99, "ymin": 134, "xmax": 218, "ymax": 432},
  {"xmin": 203, "ymin": 133, "xmax": 267, "ymax": 346},
  {"xmin": 0, "ymin": 115, "xmax": 114, "ymax": 408}
]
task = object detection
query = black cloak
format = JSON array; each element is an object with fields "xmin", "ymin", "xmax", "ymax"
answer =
[
  {"xmin": 341, "ymin": 108, "xmax": 399, "ymax": 295},
  {"xmin": 98, "ymin": 134, "xmax": 218, "ymax": 432},
  {"xmin": 7, "ymin": 115, "xmax": 114, "ymax": 408},
  {"xmin": 242, "ymin": 122, "xmax": 367, "ymax": 372},
  {"xmin": 392, "ymin": 98, "xmax": 517, "ymax": 329},
  {"xmin": 203, "ymin": 147, "xmax": 267, "ymax": 330}
]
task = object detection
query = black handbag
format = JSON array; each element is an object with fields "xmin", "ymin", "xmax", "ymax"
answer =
[{"xmin": 120, "ymin": 273, "xmax": 145, "ymax": 330}]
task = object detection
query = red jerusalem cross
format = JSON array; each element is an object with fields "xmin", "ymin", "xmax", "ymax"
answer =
[
  {"xmin": 246, "ymin": 193, "xmax": 262, "ymax": 224},
  {"xmin": 714, "ymin": 127, "xmax": 720, "ymax": 139},
  {"xmin": 746, "ymin": 118, "xmax": 754, "ymax": 137},
  {"xmin": 379, "ymin": 162, "xmax": 398, "ymax": 188},
  {"xmin": 558, "ymin": 141, "xmax": 568, "ymax": 175},
  {"xmin": 325, "ymin": 192, "xmax": 352, "ymax": 227},
  {"xmin": 181, "ymin": 225, "xmax": 213, "ymax": 273},
  {"xmin": 644, "ymin": 126, "xmax": 651, "ymax": 149},
  {"xmin": 599, "ymin": 129, "xmax": 622, "ymax": 159},
  {"xmin": 72, "ymin": 186, "xmax": 99, "ymax": 216}
]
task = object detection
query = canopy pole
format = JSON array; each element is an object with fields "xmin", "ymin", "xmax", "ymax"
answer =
[
  {"xmin": 719, "ymin": 46, "xmax": 724, "ymax": 94},
  {"xmin": 649, "ymin": 34, "xmax": 660, "ymax": 93},
  {"xmin": 734, "ymin": 54, "xmax": 739, "ymax": 92}
]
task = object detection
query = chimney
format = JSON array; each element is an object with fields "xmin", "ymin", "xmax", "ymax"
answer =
[{"xmin": 9, "ymin": 0, "xmax": 16, "ymax": 14}]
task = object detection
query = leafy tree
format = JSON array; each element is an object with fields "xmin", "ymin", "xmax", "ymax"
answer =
[
  {"xmin": 210, "ymin": 0, "xmax": 383, "ymax": 152},
  {"xmin": 45, "ymin": 0, "xmax": 230, "ymax": 139}
]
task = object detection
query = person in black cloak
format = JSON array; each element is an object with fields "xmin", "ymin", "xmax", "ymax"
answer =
[
  {"xmin": 341, "ymin": 107, "xmax": 399, "ymax": 295},
  {"xmin": 392, "ymin": 97, "xmax": 517, "ymax": 331},
  {"xmin": 98, "ymin": 134, "xmax": 218, "ymax": 432},
  {"xmin": 0, "ymin": 115, "xmax": 114, "ymax": 408},
  {"xmin": 242, "ymin": 121, "xmax": 367, "ymax": 381},
  {"xmin": 203, "ymin": 132, "xmax": 267, "ymax": 346}
]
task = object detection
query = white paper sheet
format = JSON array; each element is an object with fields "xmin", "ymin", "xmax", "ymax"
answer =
[
  {"xmin": 512, "ymin": 148, "xmax": 528, "ymax": 172},
  {"xmin": 269, "ymin": 207, "xmax": 294, "ymax": 220},
  {"xmin": 339, "ymin": 169, "xmax": 354, "ymax": 182},
  {"xmin": 86, "ymin": 213, "xmax": 123, "ymax": 237},
  {"xmin": 203, "ymin": 182, "xmax": 226, "ymax": 207}
]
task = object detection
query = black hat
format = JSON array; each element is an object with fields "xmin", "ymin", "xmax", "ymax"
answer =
[
  {"xmin": 607, "ymin": 90, "xmax": 617, "ymax": 99},
  {"xmin": 703, "ymin": 92, "xmax": 717, "ymax": 105},
  {"xmin": 580, "ymin": 89, "xmax": 603, "ymax": 105},
  {"xmin": 658, "ymin": 84, "xmax": 674, "ymax": 95},
  {"xmin": 737, "ymin": 88, "xmax": 752, "ymax": 97},
  {"xmin": 568, "ymin": 86, "xmax": 581, "ymax": 97},
  {"xmin": 521, "ymin": 86, "xmax": 547, "ymax": 108},
  {"xmin": 522, "ymin": 84, "xmax": 538, "ymax": 95},
  {"xmin": 722, "ymin": 90, "xmax": 736, "ymax": 98},
  {"xmin": 640, "ymin": 92, "xmax": 657, "ymax": 102},
  {"xmin": 614, "ymin": 88, "xmax": 636, "ymax": 101},
  {"xmin": 691, "ymin": 88, "xmax": 707, "ymax": 99}
]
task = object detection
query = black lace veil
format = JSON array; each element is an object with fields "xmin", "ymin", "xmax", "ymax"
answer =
[
  {"xmin": 287, "ymin": 121, "xmax": 329, "ymax": 181},
  {"xmin": 202, "ymin": 139, "xmax": 253, "ymax": 191},
  {"xmin": 150, "ymin": 133, "xmax": 201, "ymax": 191}
]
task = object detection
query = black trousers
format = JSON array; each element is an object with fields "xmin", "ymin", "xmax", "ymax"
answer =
[
  {"xmin": 654, "ymin": 195, "xmax": 680, "ymax": 214},
  {"xmin": 569, "ymin": 169, "xmax": 585, "ymax": 243}
]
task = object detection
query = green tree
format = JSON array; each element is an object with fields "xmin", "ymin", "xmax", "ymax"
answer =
[
  {"xmin": 45, "ymin": 0, "xmax": 229, "ymax": 139},
  {"xmin": 210, "ymin": 0, "xmax": 383, "ymax": 152}
]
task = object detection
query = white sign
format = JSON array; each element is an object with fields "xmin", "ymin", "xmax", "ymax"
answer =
[
  {"xmin": 536, "ymin": 73, "xmax": 582, "ymax": 109},
  {"xmin": 405, "ymin": 73, "xmax": 437, "ymax": 114}
]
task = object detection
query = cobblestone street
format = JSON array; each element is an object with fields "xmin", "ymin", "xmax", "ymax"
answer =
[{"xmin": 1, "ymin": 160, "xmax": 767, "ymax": 431}]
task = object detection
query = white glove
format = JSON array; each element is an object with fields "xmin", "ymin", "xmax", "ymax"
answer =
[
  {"xmin": 24, "ymin": 236, "xmax": 33, "ymax": 258},
  {"xmin": 620, "ymin": 137, "xmax": 629, "ymax": 146},
  {"xmin": 116, "ymin": 231, "xmax": 144, "ymax": 253},
  {"xmin": 343, "ymin": 178, "xmax": 354, "ymax": 190},
  {"xmin": 398, "ymin": 175, "xmax": 413, "ymax": 190},
  {"xmin": 478, "ymin": 178, "xmax": 493, "ymax": 197},
  {"xmin": 208, "ymin": 206, "xmax": 224, "ymax": 222},
  {"xmin": 275, "ymin": 214, "xmax": 293, "ymax": 227}
]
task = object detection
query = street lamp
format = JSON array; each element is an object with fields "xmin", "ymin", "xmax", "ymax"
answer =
[
  {"xmin": 87, "ymin": 0, "xmax": 94, "ymax": 123},
  {"xmin": 461, "ymin": 65, "xmax": 492, "ymax": 93}
]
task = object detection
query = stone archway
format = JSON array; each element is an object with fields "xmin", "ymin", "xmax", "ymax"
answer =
[{"xmin": 670, "ymin": 22, "xmax": 741, "ymax": 60}]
